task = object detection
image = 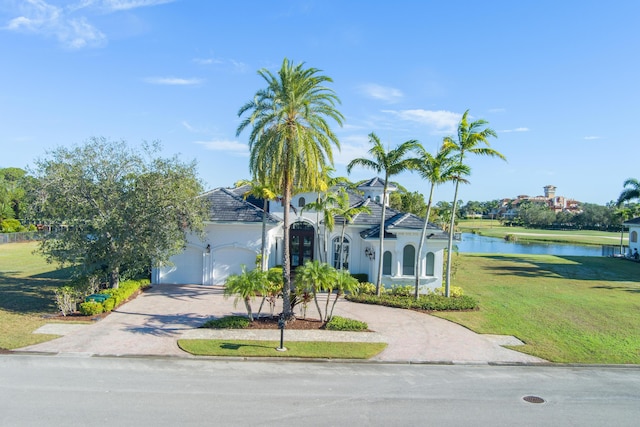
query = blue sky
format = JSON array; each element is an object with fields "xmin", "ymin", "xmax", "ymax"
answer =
[{"xmin": 1, "ymin": 0, "xmax": 638, "ymax": 206}]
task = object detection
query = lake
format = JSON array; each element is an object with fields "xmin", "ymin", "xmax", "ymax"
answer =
[{"xmin": 457, "ymin": 233, "xmax": 605, "ymax": 257}]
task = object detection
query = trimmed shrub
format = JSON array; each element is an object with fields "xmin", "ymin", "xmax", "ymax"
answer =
[
  {"xmin": 325, "ymin": 316, "xmax": 368, "ymax": 331},
  {"xmin": 79, "ymin": 301, "xmax": 104, "ymax": 316},
  {"xmin": 355, "ymin": 282, "xmax": 376, "ymax": 296},
  {"xmin": 102, "ymin": 298, "xmax": 116, "ymax": 312},
  {"xmin": 346, "ymin": 293, "xmax": 478, "ymax": 311},
  {"xmin": 434, "ymin": 286, "xmax": 464, "ymax": 297},
  {"xmin": 201, "ymin": 316, "xmax": 250, "ymax": 329},
  {"xmin": 390, "ymin": 284, "xmax": 413, "ymax": 297}
]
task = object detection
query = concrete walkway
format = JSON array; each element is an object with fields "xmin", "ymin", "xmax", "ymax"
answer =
[{"xmin": 20, "ymin": 284, "xmax": 545, "ymax": 364}]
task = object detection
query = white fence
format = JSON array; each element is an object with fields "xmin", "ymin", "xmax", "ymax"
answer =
[{"xmin": 0, "ymin": 232, "xmax": 44, "ymax": 244}]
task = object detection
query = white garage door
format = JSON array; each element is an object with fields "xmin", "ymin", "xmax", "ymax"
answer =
[
  {"xmin": 213, "ymin": 247, "xmax": 257, "ymax": 284},
  {"xmin": 159, "ymin": 246, "xmax": 203, "ymax": 284}
]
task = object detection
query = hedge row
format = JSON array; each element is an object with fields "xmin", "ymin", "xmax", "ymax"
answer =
[
  {"xmin": 78, "ymin": 279, "xmax": 150, "ymax": 316},
  {"xmin": 345, "ymin": 293, "xmax": 478, "ymax": 311}
]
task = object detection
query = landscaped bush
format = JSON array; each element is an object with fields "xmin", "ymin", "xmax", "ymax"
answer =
[
  {"xmin": 201, "ymin": 315, "xmax": 250, "ymax": 329},
  {"xmin": 346, "ymin": 293, "xmax": 478, "ymax": 311},
  {"xmin": 325, "ymin": 316, "xmax": 368, "ymax": 331},
  {"xmin": 99, "ymin": 278, "xmax": 149, "ymax": 307},
  {"xmin": 389, "ymin": 284, "xmax": 413, "ymax": 297},
  {"xmin": 79, "ymin": 301, "xmax": 104, "ymax": 316},
  {"xmin": 355, "ymin": 282, "xmax": 376, "ymax": 296},
  {"xmin": 102, "ymin": 298, "xmax": 115, "ymax": 312},
  {"xmin": 434, "ymin": 286, "xmax": 465, "ymax": 297}
]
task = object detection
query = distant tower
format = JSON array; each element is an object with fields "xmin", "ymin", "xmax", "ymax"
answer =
[{"xmin": 544, "ymin": 185, "xmax": 556, "ymax": 199}]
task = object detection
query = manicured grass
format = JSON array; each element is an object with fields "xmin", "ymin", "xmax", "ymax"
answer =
[
  {"xmin": 0, "ymin": 241, "xmax": 72, "ymax": 349},
  {"xmin": 178, "ymin": 339, "xmax": 387, "ymax": 359},
  {"xmin": 458, "ymin": 219, "xmax": 626, "ymax": 246},
  {"xmin": 435, "ymin": 254, "xmax": 640, "ymax": 364}
]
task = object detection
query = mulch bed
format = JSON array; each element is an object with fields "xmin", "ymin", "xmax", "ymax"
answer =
[
  {"xmin": 43, "ymin": 287, "xmax": 149, "ymax": 322},
  {"xmin": 0, "ymin": 348, "xmax": 12, "ymax": 354},
  {"xmin": 247, "ymin": 316, "xmax": 326, "ymax": 330}
]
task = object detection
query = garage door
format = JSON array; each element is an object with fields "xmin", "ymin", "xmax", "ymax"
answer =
[
  {"xmin": 160, "ymin": 246, "xmax": 203, "ymax": 284},
  {"xmin": 213, "ymin": 247, "xmax": 257, "ymax": 284}
]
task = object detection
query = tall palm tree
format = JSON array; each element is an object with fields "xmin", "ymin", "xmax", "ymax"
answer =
[
  {"xmin": 410, "ymin": 145, "xmax": 469, "ymax": 299},
  {"xmin": 347, "ymin": 133, "xmax": 420, "ymax": 295},
  {"xmin": 617, "ymin": 178, "xmax": 640, "ymax": 206},
  {"xmin": 442, "ymin": 110, "xmax": 505, "ymax": 297},
  {"xmin": 236, "ymin": 58, "xmax": 344, "ymax": 318},
  {"xmin": 332, "ymin": 187, "xmax": 371, "ymax": 271},
  {"xmin": 235, "ymin": 179, "xmax": 277, "ymax": 271}
]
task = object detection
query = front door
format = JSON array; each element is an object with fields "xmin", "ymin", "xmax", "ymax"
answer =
[{"xmin": 290, "ymin": 221, "xmax": 314, "ymax": 269}]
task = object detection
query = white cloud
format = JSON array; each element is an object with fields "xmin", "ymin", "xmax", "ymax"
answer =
[
  {"xmin": 193, "ymin": 56, "xmax": 247, "ymax": 72},
  {"xmin": 584, "ymin": 136, "xmax": 601, "ymax": 140},
  {"xmin": 359, "ymin": 83, "xmax": 403, "ymax": 103},
  {"xmin": 2, "ymin": 0, "xmax": 173, "ymax": 48},
  {"xmin": 501, "ymin": 127, "xmax": 530, "ymax": 133},
  {"xmin": 144, "ymin": 77, "xmax": 204, "ymax": 85},
  {"xmin": 4, "ymin": 0, "xmax": 106, "ymax": 49},
  {"xmin": 383, "ymin": 109, "xmax": 461, "ymax": 133},
  {"xmin": 195, "ymin": 139, "xmax": 249, "ymax": 157}
]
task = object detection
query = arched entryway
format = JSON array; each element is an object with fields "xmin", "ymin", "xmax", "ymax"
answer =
[{"xmin": 290, "ymin": 221, "xmax": 314, "ymax": 269}]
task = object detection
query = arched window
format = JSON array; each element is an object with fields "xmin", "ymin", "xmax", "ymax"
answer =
[
  {"xmin": 332, "ymin": 236, "xmax": 350, "ymax": 270},
  {"xmin": 383, "ymin": 251, "xmax": 392, "ymax": 275},
  {"xmin": 426, "ymin": 252, "xmax": 435, "ymax": 276},
  {"xmin": 631, "ymin": 231, "xmax": 638, "ymax": 243},
  {"xmin": 403, "ymin": 245, "xmax": 415, "ymax": 275},
  {"xmin": 298, "ymin": 197, "xmax": 306, "ymax": 207}
]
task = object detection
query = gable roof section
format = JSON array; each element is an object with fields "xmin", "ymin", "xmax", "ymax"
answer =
[
  {"xmin": 201, "ymin": 187, "xmax": 280, "ymax": 223},
  {"xmin": 624, "ymin": 216, "xmax": 640, "ymax": 226},
  {"xmin": 357, "ymin": 177, "xmax": 397, "ymax": 191}
]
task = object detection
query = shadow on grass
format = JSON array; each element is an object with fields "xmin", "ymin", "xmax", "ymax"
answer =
[
  {"xmin": 220, "ymin": 342, "xmax": 272, "ymax": 350},
  {"xmin": 0, "ymin": 272, "xmax": 70, "ymax": 313},
  {"xmin": 591, "ymin": 285, "xmax": 640, "ymax": 294},
  {"xmin": 476, "ymin": 255, "xmax": 640, "ymax": 282}
]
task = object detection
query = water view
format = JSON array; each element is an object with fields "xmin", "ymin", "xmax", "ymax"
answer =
[{"xmin": 457, "ymin": 233, "xmax": 605, "ymax": 257}]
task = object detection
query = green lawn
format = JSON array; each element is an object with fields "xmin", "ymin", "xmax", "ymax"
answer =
[
  {"xmin": 0, "ymin": 241, "xmax": 72, "ymax": 349},
  {"xmin": 458, "ymin": 219, "xmax": 626, "ymax": 246},
  {"xmin": 436, "ymin": 254, "xmax": 640, "ymax": 364},
  {"xmin": 178, "ymin": 339, "xmax": 387, "ymax": 359}
]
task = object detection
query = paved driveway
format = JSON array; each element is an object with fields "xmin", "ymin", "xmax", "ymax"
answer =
[{"xmin": 20, "ymin": 284, "xmax": 545, "ymax": 364}]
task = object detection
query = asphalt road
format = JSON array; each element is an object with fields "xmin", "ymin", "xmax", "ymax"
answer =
[{"xmin": 1, "ymin": 355, "xmax": 639, "ymax": 426}]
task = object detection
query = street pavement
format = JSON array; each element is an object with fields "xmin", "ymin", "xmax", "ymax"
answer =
[{"xmin": 19, "ymin": 284, "xmax": 544, "ymax": 364}]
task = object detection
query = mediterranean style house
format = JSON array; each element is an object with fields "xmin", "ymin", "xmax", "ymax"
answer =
[{"xmin": 152, "ymin": 178, "xmax": 450, "ymax": 293}]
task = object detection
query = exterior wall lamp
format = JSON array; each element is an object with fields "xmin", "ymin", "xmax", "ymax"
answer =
[{"xmin": 364, "ymin": 247, "xmax": 375, "ymax": 260}]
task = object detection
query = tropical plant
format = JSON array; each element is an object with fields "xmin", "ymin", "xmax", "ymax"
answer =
[
  {"xmin": 347, "ymin": 133, "xmax": 420, "ymax": 295},
  {"xmin": 235, "ymin": 179, "xmax": 278, "ymax": 271},
  {"xmin": 237, "ymin": 58, "xmax": 344, "ymax": 318},
  {"xmin": 441, "ymin": 110, "xmax": 505, "ymax": 297},
  {"xmin": 328, "ymin": 270, "xmax": 359, "ymax": 321},
  {"xmin": 256, "ymin": 267, "xmax": 283, "ymax": 318},
  {"xmin": 617, "ymin": 178, "xmax": 640, "ymax": 206},
  {"xmin": 294, "ymin": 260, "xmax": 337, "ymax": 321},
  {"xmin": 223, "ymin": 265, "xmax": 268, "ymax": 321},
  {"xmin": 409, "ymin": 144, "xmax": 469, "ymax": 299}
]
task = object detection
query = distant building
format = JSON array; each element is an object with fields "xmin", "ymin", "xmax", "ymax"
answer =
[{"xmin": 491, "ymin": 185, "xmax": 581, "ymax": 219}]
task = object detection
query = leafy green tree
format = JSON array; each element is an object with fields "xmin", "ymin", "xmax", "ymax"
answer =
[
  {"xmin": 33, "ymin": 137, "xmax": 208, "ymax": 288},
  {"xmin": 410, "ymin": 145, "xmax": 469, "ymax": 299},
  {"xmin": 347, "ymin": 133, "xmax": 419, "ymax": 295},
  {"xmin": 389, "ymin": 190, "xmax": 428, "ymax": 217},
  {"xmin": 617, "ymin": 178, "xmax": 640, "ymax": 206},
  {"xmin": 235, "ymin": 179, "xmax": 277, "ymax": 271},
  {"xmin": 442, "ymin": 110, "xmax": 505, "ymax": 297},
  {"xmin": 237, "ymin": 58, "xmax": 344, "ymax": 318},
  {"xmin": 331, "ymin": 188, "xmax": 371, "ymax": 271},
  {"xmin": 224, "ymin": 265, "xmax": 268, "ymax": 321}
]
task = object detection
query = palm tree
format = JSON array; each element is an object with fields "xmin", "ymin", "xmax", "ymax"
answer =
[
  {"xmin": 237, "ymin": 58, "xmax": 344, "ymax": 318},
  {"xmin": 328, "ymin": 270, "xmax": 359, "ymax": 321},
  {"xmin": 410, "ymin": 145, "xmax": 469, "ymax": 299},
  {"xmin": 441, "ymin": 110, "xmax": 505, "ymax": 297},
  {"xmin": 617, "ymin": 178, "xmax": 640, "ymax": 206},
  {"xmin": 294, "ymin": 260, "xmax": 337, "ymax": 321},
  {"xmin": 235, "ymin": 179, "xmax": 277, "ymax": 271},
  {"xmin": 332, "ymin": 187, "xmax": 371, "ymax": 271},
  {"xmin": 223, "ymin": 265, "xmax": 268, "ymax": 321},
  {"xmin": 347, "ymin": 133, "xmax": 419, "ymax": 295}
]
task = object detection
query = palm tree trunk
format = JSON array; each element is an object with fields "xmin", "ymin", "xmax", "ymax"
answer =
[
  {"xmin": 281, "ymin": 184, "xmax": 293, "ymax": 318},
  {"xmin": 415, "ymin": 184, "xmax": 435, "ymax": 299},
  {"xmin": 244, "ymin": 297, "xmax": 253, "ymax": 322},
  {"xmin": 313, "ymin": 285, "xmax": 323, "ymax": 321},
  {"xmin": 376, "ymin": 180, "xmax": 388, "ymax": 296},
  {"xmin": 328, "ymin": 290, "xmax": 342, "ymax": 321},
  {"xmin": 445, "ymin": 180, "xmax": 461, "ymax": 298},
  {"xmin": 339, "ymin": 220, "xmax": 347, "ymax": 270},
  {"xmin": 261, "ymin": 199, "xmax": 268, "ymax": 271}
]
